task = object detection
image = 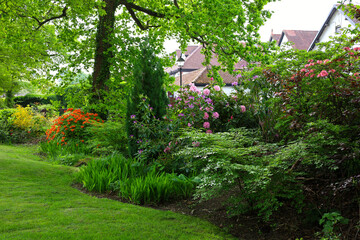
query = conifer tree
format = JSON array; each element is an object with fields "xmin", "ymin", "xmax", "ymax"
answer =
[{"xmin": 127, "ymin": 38, "xmax": 169, "ymax": 157}]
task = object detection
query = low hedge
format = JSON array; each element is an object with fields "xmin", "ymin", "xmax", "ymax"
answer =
[{"xmin": 13, "ymin": 94, "xmax": 64, "ymax": 107}]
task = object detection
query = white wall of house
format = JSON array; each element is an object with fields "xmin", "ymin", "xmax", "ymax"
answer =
[
  {"xmin": 313, "ymin": 10, "xmax": 356, "ymax": 50},
  {"xmin": 281, "ymin": 35, "xmax": 289, "ymax": 44},
  {"xmin": 279, "ymin": 35, "xmax": 294, "ymax": 50}
]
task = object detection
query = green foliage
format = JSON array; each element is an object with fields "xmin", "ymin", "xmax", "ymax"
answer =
[
  {"xmin": 128, "ymin": 96, "xmax": 183, "ymax": 164},
  {"xmin": 0, "ymin": 106, "xmax": 48, "ymax": 144},
  {"xmin": 235, "ymin": 34, "xmax": 360, "ymax": 141},
  {"xmin": 234, "ymin": 69, "xmax": 283, "ymax": 142},
  {"xmin": 0, "ymin": 108, "xmax": 16, "ymax": 143},
  {"xmin": 5, "ymin": 90, "xmax": 15, "ymax": 107},
  {"xmin": 77, "ymin": 154, "xmax": 195, "ymax": 204},
  {"xmin": 127, "ymin": 38, "xmax": 169, "ymax": 156},
  {"xmin": 36, "ymin": 104, "xmax": 59, "ymax": 118},
  {"xmin": 0, "ymin": 98, "xmax": 6, "ymax": 108},
  {"xmin": 165, "ymin": 128, "xmax": 360, "ymax": 221},
  {"xmin": 86, "ymin": 120, "xmax": 128, "ymax": 156},
  {"xmin": 13, "ymin": 94, "xmax": 60, "ymax": 107},
  {"xmin": 132, "ymin": 38, "xmax": 168, "ymax": 119},
  {"xmin": 0, "ymin": 0, "xmax": 64, "ymax": 97},
  {"xmin": 39, "ymin": 140, "xmax": 92, "ymax": 165},
  {"xmin": 0, "ymin": 109, "xmax": 16, "ymax": 123},
  {"xmin": 166, "ymin": 129, "xmax": 299, "ymax": 220},
  {"xmin": 61, "ymin": 84, "xmax": 91, "ymax": 110},
  {"xmin": 299, "ymin": 120, "xmax": 360, "ymax": 177},
  {"xmin": 317, "ymin": 212, "xmax": 349, "ymax": 240}
]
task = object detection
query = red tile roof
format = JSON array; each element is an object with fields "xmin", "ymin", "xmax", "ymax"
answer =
[
  {"xmin": 282, "ymin": 30, "xmax": 318, "ymax": 50},
  {"xmin": 269, "ymin": 33, "xmax": 282, "ymax": 45},
  {"xmin": 168, "ymin": 45, "xmax": 247, "ymax": 86},
  {"xmin": 166, "ymin": 45, "xmax": 248, "ymax": 72},
  {"xmin": 173, "ymin": 68, "xmax": 207, "ymax": 86},
  {"xmin": 174, "ymin": 67, "xmax": 240, "ymax": 86}
]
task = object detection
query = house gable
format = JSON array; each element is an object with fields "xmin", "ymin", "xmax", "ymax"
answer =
[{"xmin": 308, "ymin": 4, "xmax": 359, "ymax": 51}]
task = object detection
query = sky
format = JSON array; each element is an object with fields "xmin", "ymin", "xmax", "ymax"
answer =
[{"xmin": 164, "ymin": 0, "xmax": 350, "ymax": 53}]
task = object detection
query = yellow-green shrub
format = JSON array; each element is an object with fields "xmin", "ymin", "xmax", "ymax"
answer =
[{"xmin": 11, "ymin": 105, "xmax": 47, "ymax": 132}]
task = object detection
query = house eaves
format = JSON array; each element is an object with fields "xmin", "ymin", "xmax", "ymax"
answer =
[{"xmin": 278, "ymin": 31, "xmax": 285, "ymax": 47}]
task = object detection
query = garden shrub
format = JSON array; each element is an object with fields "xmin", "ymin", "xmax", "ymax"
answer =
[
  {"xmin": 234, "ymin": 68, "xmax": 284, "ymax": 142},
  {"xmin": 127, "ymin": 38, "xmax": 169, "ymax": 156},
  {"xmin": 45, "ymin": 108, "xmax": 103, "ymax": 145},
  {"xmin": 62, "ymin": 85, "xmax": 90, "ymax": 111},
  {"xmin": 167, "ymin": 83, "xmax": 255, "ymax": 133},
  {"xmin": 0, "ymin": 109, "xmax": 16, "ymax": 125},
  {"xmin": 166, "ymin": 128, "xmax": 316, "ymax": 220},
  {"xmin": 129, "ymin": 96, "xmax": 179, "ymax": 163},
  {"xmin": 300, "ymin": 120, "xmax": 360, "ymax": 177},
  {"xmin": 0, "ymin": 108, "xmax": 16, "ymax": 143},
  {"xmin": 234, "ymin": 35, "xmax": 360, "ymax": 142},
  {"xmin": 86, "ymin": 120, "xmax": 128, "ymax": 156},
  {"xmin": 167, "ymin": 123, "xmax": 359, "ymax": 221},
  {"xmin": 41, "ymin": 108, "xmax": 103, "ymax": 158},
  {"xmin": 36, "ymin": 104, "xmax": 58, "ymax": 118},
  {"xmin": 0, "ymin": 106, "xmax": 47, "ymax": 143},
  {"xmin": 4, "ymin": 90, "xmax": 15, "ymax": 107},
  {"xmin": 167, "ymin": 84, "xmax": 221, "ymax": 133},
  {"xmin": 14, "ymin": 94, "xmax": 60, "ymax": 107},
  {"xmin": 77, "ymin": 154, "xmax": 195, "ymax": 204},
  {"xmin": 272, "ymin": 47, "xmax": 360, "ymax": 134},
  {"xmin": 129, "ymin": 83, "xmax": 256, "ymax": 166},
  {"xmin": 0, "ymin": 98, "xmax": 6, "ymax": 109}
]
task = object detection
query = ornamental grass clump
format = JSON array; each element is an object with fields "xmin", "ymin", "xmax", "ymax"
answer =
[
  {"xmin": 77, "ymin": 154, "xmax": 195, "ymax": 204},
  {"xmin": 45, "ymin": 108, "xmax": 104, "ymax": 146}
]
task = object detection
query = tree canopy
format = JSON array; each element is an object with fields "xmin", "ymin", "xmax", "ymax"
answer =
[{"xmin": 0, "ymin": 0, "xmax": 276, "ymax": 100}]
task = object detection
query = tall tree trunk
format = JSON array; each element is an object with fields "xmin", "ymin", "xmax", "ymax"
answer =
[{"xmin": 92, "ymin": 0, "xmax": 117, "ymax": 98}]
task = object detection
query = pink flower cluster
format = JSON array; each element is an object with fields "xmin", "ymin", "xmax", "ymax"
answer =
[
  {"xmin": 203, "ymin": 122, "xmax": 210, "ymax": 128},
  {"xmin": 292, "ymin": 55, "xmax": 347, "ymax": 80},
  {"xmin": 203, "ymin": 89, "xmax": 210, "ymax": 96},
  {"xmin": 240, "ymin": 105, "xmax": 246, "ymax": 113},
  {"xmin": 317, "ymin": 70, "xmax": 328, "ymax": 78},
  {"xmin": 167, "ymin": 84, "xmax": 221, "ymax": 133}
]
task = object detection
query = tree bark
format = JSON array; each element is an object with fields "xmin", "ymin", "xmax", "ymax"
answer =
[{"xmin": 92, "ymin": 0, "xmax": 117, "ymax": 98}]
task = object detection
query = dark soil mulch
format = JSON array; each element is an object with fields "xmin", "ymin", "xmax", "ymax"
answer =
[{"xmin": 73, "ymin": 182, "xmax": 358, "ymax": 240}]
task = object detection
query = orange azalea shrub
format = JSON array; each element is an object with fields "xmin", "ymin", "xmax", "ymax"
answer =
[{"xmin": 45, "ymin": 108, "xmax": 104, "ymax": 146}]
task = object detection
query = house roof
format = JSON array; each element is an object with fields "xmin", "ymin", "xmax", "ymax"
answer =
[
  {"xmin": 166, "ymin": 45, "xmax": 248, "ymax": 74},
  {"xmin": 174, "ymin": 67, "xmax": 239, "ymax": 86},
  {"xmin": 269, "ymin": 32, "xmax": 282, "ymax": 45},
  {"xmin": 173, "ymin": 67, "xmax": 207, "ymax": 86},
  {"xmin": 308, "ymin": 4, "xmax": 360, "ymax": 51},
  {"xmin": 168, "ymin": 44, "xmax": 247, "ymax": 86},
  {"xmin": 278, "ymin": 30, "xmax": 318, "ymax": 50}
]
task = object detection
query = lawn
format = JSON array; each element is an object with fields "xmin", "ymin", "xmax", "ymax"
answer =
[{"xmin": 0, "ymin": 144, "xmax": 235, "ymax": 240}]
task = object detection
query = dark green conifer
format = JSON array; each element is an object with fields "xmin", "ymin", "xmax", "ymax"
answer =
[{"xmin": 126, "ymin": 38, "xmax": 169, "ymax": 157}]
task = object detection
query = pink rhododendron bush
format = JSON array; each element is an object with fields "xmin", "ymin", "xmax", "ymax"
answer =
[
  {"xmin": 128, "ymin": 84, "xmax": 256, "ymax": 165},
  {"xmin": 166, "ymin": 83, "xmax": 256, "ymax": 133}
]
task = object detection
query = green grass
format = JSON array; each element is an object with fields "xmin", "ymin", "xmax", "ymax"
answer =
[{"xmin": 0, "ymin": 144, "xmax": 235, "ymax": 240}]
